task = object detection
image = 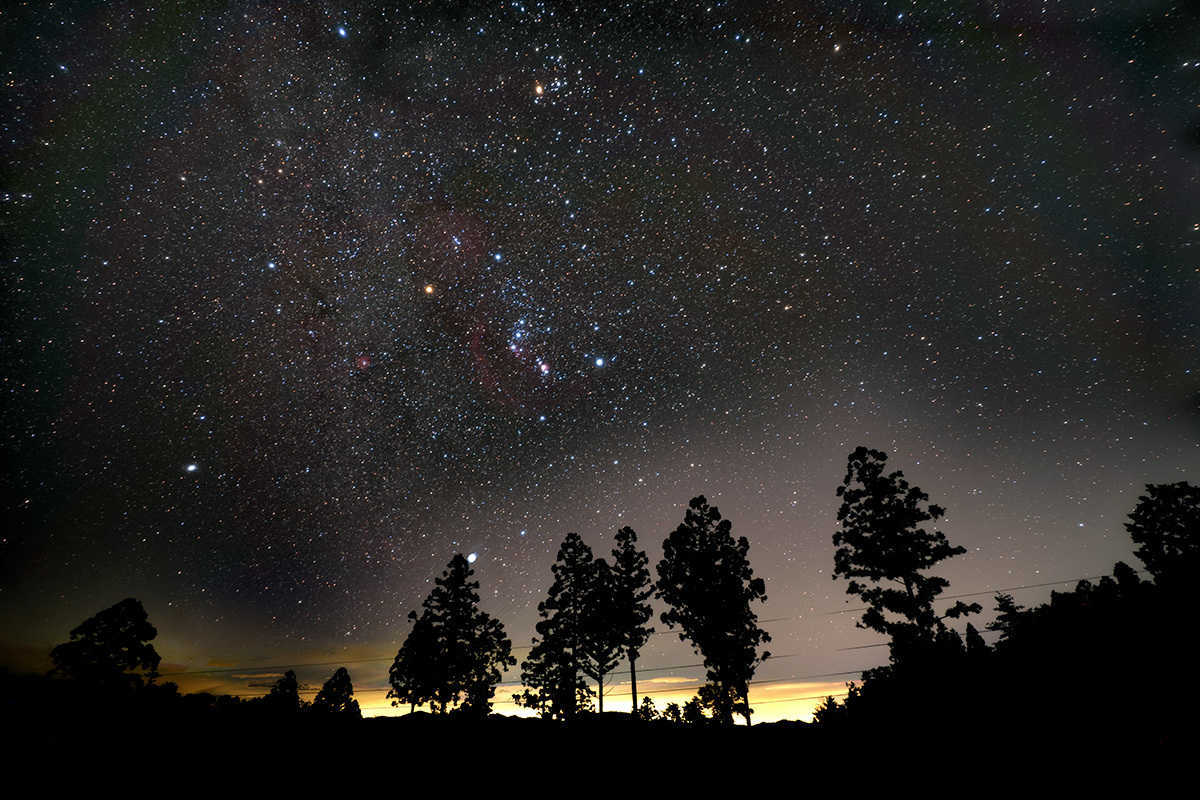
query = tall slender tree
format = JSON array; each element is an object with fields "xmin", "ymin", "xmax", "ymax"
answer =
[
  {"xmin": 518, "ymin": 532, "xmax": 596, "ymax": 722},
  {"xmin": 833, "ymin": 446, "xmax": 980, "ymax": 662},
  {"xmin": 579, "ymin": 557, "xmax": 623, "ymax": 713},
  {"xmin": 610, "ymin": 526, "xmax": 654, "ymax": 714},
  {"xmin": 656, "ymin": 496, "xmax": 771, "ymax": 727}
]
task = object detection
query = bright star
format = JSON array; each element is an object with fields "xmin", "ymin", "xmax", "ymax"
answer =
[
  {"xmin": 595, "ymin": 357, "xmax": 605, "ymax": 367},
  {"xmin": 467, "ymin": 552, "xmax": 478, "ymax": 564},
  {"xmin": 337, "ymin": 26, "xmax": 347, "ymax": 37},
  {"xmin": 186, "ymin": 464, "xmax": 198, "ymax": 473}
]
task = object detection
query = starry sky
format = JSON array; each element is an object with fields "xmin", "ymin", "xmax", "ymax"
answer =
[{"xmin": 3, "ymin": 1, "xmax": 1198, "ymax": 720}]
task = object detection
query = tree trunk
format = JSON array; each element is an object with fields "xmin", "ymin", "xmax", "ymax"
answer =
[
  {"xmin": 598, "ymin": 672, "xmax": 604, "ymax": 714},
  {"xmin": 743, "ymin": 686, "xmax": 752, "ymax": 727},
  {"xmin": 630, "ymin": 653, "xmax": 638, "ymax": 717}
]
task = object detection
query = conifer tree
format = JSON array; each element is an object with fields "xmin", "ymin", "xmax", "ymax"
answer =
[
  {"xmin": 610, "ymin": 526, "xmax": 654, "ymax": 714},
  {"xmin": 580, "ymin": 557, "xmax": 624, "ymax": 713},
  {"xmin": 387, "ymin": 614, "xmax": 441, "ymax": 713},
  {"xmin": 264, "ymin": 670, "xmax": 302, "ymax": 713},
  {"xmin": 312, "ymin": 666, "xmax": 360, "ymax": 716},
  {"xmin": 656, "ymin": 496, "xmax": 771, "ymax": 727},
  {"xmin": 833, "ymin": 446, "xmax": 979, "ymax": 662},
  {"xmin": 388, "ymin": 554, "xmax": 514, "ymax": 716},
  {"xmin": 518, "ymin": 533, "xmax": 596, "ymax": 721}
]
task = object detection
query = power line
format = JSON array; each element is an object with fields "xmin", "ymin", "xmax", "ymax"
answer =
[
  {"xmin": 751, "ymin": 691, "xmax": 850, "ymax": 706},
  {"xmin": 214, "ymin": 666, "xmax": 873, "ymax": 703},
  {"xmin": 162, "ymin": 572, "xmax": 1122, "ymax": 681}
]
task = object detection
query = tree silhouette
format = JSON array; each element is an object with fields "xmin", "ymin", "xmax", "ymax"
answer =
[
  {"xmin": 49, "ymin": 597, "xmax": 162, "ymax": 693},
  {"xmin": 1124, "ymin": 481, "xmax": 1199, "ymax": 587},
  {"xmin": 312, "ymin": 667, "xmax": 360, "ymax": 716},
  {"xmin": 833, "ymin": 446, "xmax": 979, "ymax": 661},
  {"xmin": 387, "ymin": 615, "xmax": 441, "ymax": 713},
  {"xmin": 964, "ymin": 623, "xmax": 989, "ymax": 661},
  {"xmin": 637, "ymin": 695, "xmax": 658, "ymax": 721},
  {"xmin": 681, "ymin": 696, "xmax": 708, "ymax": 726},
  {"xmin": 389, "ymin": 554, "xmax": 514, "ymax": 716},
  {"xmin": 264, "ymin": 670, "xmax": 302, "ymax": 713},
  {"xmin": 610, "ymin": 526, "xmax": 654, "ymax": 714},
  {"xmin": 518, "ymin": 532, "xmax": 596, "ymax": 721},
  {"xmin": 656, "ymin": 496, "xmax": 770, "ymax": 726},
  {"xmin": 987, "ymin": 592, "xmax": 1026, "ymax": 645},
  {"xmin": 579, "ymin": 557, "xmax": 624, "ymax": 713},
  {"xmin": 812, "ymin": 682, "xmax": 859, "ymax": 728},
  {"xmin": 514, "ymin": 642, "xmax": 595, "ymax": 720}
]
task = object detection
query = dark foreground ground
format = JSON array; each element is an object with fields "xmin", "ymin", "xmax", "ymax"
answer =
[{"xmin": 9, "ymin": 708, "xmax": 1192, "ymax": 786}]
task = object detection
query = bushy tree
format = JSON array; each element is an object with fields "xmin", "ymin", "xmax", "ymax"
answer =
[
  {"xmin": 656, "ymin": 496, "xmax": 770, "ymax": 726},
  {"xmin": 833, "ymin": 447, "xmax": 979, "ymax": 661},
  {"xmin": 388, "ymin": 554, "xmax": 515, "ymax": 716},
  {"xmin": 264, "ymin": 670, "xmax": 303, "ymax": 713},
  {"xmin": 682, "ymin": 696, "xmax": 708, "ymax": 726},
  {"xmin": 811, "ymin": 695, "xmax": 845, "ymax": 727},
  {"xmin": 697, "ymin": 681, "xmax": 745, "ymax": 724},
  {"xmin": 49, "ymin": 598, "xmax": 162, "ymax": 693},
  {"xmin": 610, "ymin": 526, "xmax": 654, "ymax": 713},
  {"xmin": 964, "ymin": 623, "xmax": 989, "ymax": 661},
  {"xmin": 812, "ymin": 683, "xmax": 859, "ymax": 728},
  {"xmin": 1125, "ymin": 481, "xmax": 1199, "ymax": 587},
  {"xmin": 637, "ymin": 695, "xmax": 659, "ymax": 721},
  {"xmin": 514, "ymin": 638, "xmax": 596, "ymax": 720},
  {"xmin": 312, "ymin": 667, "xmax": 360, "ymax": 716}
]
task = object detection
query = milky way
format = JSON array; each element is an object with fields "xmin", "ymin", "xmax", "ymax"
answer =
[{"xmin": 3, "ymin": 2, "xmax": 1198, "ymax": 712}]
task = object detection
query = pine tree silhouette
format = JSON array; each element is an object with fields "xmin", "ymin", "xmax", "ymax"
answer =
[
  {"xmin": 312, "ymin": 667, "xmax": 360, "ymax": 716},
  {"xmin": 518, "ymin": 533, "xmax": 597, "ymax": 721},
  {"xmin": 833, "ymin": 446, "xmax": 979, "ymax": 663},
  {"xmin": 610, "ymin": 526, "xmax": 654, "ymax": 714},
  {"xmin": 656, "ymin": 496, "xmax": 770, "ymax": 726},
  {"xmin": 388, "ymin": 554, "xmax": 514, "ymax": 716}
]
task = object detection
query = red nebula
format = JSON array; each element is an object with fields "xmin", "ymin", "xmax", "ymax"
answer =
[{"xmin": 355, "ymin": 354, "xmax": 372, "ymax": 371}]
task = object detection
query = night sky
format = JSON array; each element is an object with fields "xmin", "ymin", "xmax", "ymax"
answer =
[{"xmin": 3, "ymin": 1, "xmax": 1198, "ymax": 719}]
